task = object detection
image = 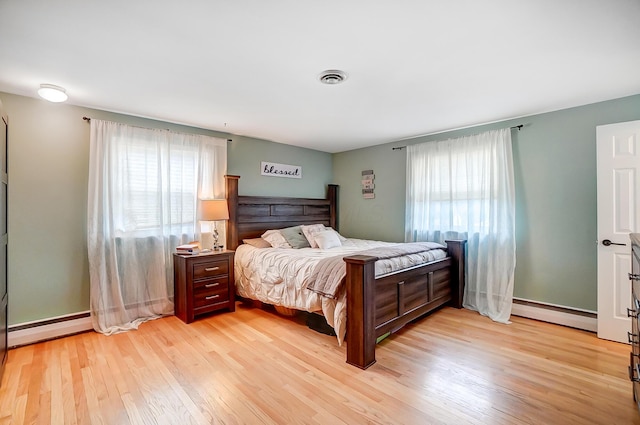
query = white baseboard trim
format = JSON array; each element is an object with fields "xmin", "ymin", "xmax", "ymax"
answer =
[
  {"xmin": 8, "ymin": 312, "xmax": 93, "ymax": 347},
  {"xmin": 7, "ymin": 301, "xmax": 597, "ymax": 346},
  {"xmin": 511, "ymin": 300, "xmax": 597, "ymax": 332}
]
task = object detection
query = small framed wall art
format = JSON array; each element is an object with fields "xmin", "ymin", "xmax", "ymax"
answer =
[{"xmin": 362, "ymin": 169, "xmax": 375, "ymax": 199}]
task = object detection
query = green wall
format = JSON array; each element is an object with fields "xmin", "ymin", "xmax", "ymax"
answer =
[
  {"xmin": 333, "ymin": 94, "xmax": 640, "ymax": 312},
  {"xmin": 228, "ymin": 135, "xmax": 332, "ymax": 198},
  {"xmin": 0, "ymin": 92, "xmax": 332, "ymax": 325}
]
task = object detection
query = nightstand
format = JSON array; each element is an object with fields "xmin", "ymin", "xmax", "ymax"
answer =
[{"xmin": 173, "ymin": 250, "xmax": 235, "ymax": 323}]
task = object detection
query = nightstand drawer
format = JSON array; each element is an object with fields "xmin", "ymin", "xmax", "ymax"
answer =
[
  {"xmin": 194, "ymin": 275, "xmax": 228, "ymax": 291},
  {"xmin": 194, "ymin": 285, "xmax": 230, "ymax": 309},
  {"xmin": 193, "ymin": 259, "xmax": 228, "ymax": 280}
]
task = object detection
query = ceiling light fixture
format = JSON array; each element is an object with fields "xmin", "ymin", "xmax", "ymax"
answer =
[
  {"xmin": 319, "ymin": 70, "xmax": 347, "ymax": 85},
  {"xmin": 38, "ymin": 84, "xmax": 68, "ymax": 102}
]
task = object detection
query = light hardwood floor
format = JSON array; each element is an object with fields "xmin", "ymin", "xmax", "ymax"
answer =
[{"xmin": 1, "ymin": 305, "xmax": 638, "ymax": 425}]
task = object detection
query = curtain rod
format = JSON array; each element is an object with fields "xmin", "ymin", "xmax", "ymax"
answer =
[
  {"xmin": 391, "ymin": 124, "xmax": 524, "ymax": 151},
  {"xmin": 82, "ymin": 116, "xmax": 233, "ymax": 142}
]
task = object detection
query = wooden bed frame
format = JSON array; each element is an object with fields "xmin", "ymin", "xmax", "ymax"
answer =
[{"xmin": 225, "ymin": 175, "xmax": 466, "ymax": 369}]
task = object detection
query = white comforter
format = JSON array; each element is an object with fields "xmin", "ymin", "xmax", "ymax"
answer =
[{"xmin": 234, "ymin": 238, "xmax": 447, "ymax": 344}]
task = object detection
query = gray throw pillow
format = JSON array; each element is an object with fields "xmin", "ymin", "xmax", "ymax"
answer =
[{"xmin": 279, "ymin": 225, "xmax": 311, "ymax": 249}]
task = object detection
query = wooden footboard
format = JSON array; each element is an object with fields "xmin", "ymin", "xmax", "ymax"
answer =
[{"xmin": 344, "ymin": 239, "xmax": 466, "ymax": 369}]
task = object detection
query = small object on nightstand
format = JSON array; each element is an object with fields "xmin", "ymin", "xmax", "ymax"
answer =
[
  {"xmin": 173, "ymin": 250, "xmax": 235, "ymax": 323},
  {"xmin": 176, "ymin": 242, "xmax": 200, "ymax": 255}
]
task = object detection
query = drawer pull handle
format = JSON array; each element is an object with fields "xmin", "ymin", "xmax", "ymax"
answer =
[
  {"xmin": 628, "ymin": 308, "xmax": 638, "ymax": 318},
  {"xmin": 205, "ymin": 283, "xmax": 220, "ymax": 288},
  {"xmin": 205, "ymin": 267, "xmax": 220, "ymax": 272},
  {"xmin": 205, "ymin": 295, "xmax": 220, "ymax": 300},
  {"xmin": 629, "ymin": 332, "xmax": 639, "ymax": 344},
  {"xmin": 629, "ymin": 354, "xmax": 640, "ymax": 382},
  {"xmin": 631, "ymin": 354, "xmax": 640, "ymax": 382}
]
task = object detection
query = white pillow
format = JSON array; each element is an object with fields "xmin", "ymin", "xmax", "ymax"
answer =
[
  {"xmin": 301, "ymin": 224, "xmax": 326, "ymax": 248},
  {"xmin": 314, "ymin": 230, "xmax": 342, "ymax": 249},
  {"xmin": 261, "ymin": 229, "xmax": 292, "ymax": 248}
]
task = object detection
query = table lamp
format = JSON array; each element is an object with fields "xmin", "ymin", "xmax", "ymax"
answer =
[{"xmin": 199, "ymin": 199, "xmax": 229, "ymax": 250}]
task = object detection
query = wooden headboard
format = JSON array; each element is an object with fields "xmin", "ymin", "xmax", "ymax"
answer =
[{"xmin": 225, "ymin": 175, "xmax": 338, "ymax": 250}]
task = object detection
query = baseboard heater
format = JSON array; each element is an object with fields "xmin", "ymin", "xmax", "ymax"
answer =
[
  {"xmin": 8, "ymin": 311, "xmax": 92, "ymax": 348},
  {"xmin": 511, "ymin": 298, "xmax": 597, "ymax": 332}
]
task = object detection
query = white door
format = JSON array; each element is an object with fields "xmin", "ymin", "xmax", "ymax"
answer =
[{"xmin": 597, "ymin": 120, "xmax": 640, "ymax": 343}]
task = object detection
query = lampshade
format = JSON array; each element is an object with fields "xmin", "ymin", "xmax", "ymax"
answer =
[
  {"xmin": 38, "ymin": 84, "xmax": 68, "ymax": 102},
  {"xmin": 199, "ymin": 199, "xmax": 229, "ymax": 221}
]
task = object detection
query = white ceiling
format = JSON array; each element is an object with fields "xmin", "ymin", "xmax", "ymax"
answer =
[{"xmin": 1, "ymin": 1, "xmax": 639, "ymax": 153}]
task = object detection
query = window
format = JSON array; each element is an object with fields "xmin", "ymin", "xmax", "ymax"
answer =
[
  {"xmin": 114, "ymin": 136, "xmax": 200, "ymax": 236},
  {"xmin": 405, "ymin": 133, "xmax": 511, "ymax": 240}
]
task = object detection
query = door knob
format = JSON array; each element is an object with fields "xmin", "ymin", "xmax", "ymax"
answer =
[{"xmin": 602, "ymin": 239, "xmax": 626, "ymax": 246}]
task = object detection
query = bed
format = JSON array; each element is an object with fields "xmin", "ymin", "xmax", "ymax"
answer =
[{"xmin": 225, "ymin": 175, "xmax": 466, "ymax": 369}]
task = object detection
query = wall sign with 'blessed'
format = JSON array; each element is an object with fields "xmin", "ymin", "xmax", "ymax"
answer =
[{"xmin": 261, "ymin": 161, "xmax": 302, "ymax": 179}]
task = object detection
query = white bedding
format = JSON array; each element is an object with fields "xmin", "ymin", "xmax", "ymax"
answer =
[{"xmin": 234, "ymin": 238, "xmax": 447, "ymax": 344}]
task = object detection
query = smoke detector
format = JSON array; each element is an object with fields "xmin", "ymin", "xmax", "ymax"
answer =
[{"xmin": 319, "ymin": 70, "xmax": 347, "ymax": 85}]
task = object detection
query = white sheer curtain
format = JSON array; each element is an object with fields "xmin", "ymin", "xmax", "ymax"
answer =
[
  {"xmin": 405, "ymin": 128, "xmax": 515, "ymax": 323},
  {"xmin": 88, "ymin": 119, "xmax": 227, "ymax": 334}
]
